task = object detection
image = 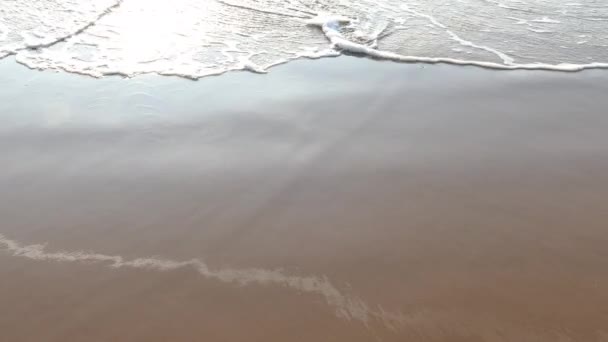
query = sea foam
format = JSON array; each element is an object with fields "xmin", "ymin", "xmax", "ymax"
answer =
[
  {"xmin": 1, "ymin": 0, "xmax": 607, "ymax": 78},
  {"xmin": 0, "ymin": 233, "xmax": 370, "ymax": 321}
]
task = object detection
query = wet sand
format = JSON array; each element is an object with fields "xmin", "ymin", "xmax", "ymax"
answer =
[{"xmin": 1, "ymin": 57, "xmax": 608, "ymax": 341}]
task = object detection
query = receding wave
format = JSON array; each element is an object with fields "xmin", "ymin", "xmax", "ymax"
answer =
[{"xmin": 1, "ymin": 0, "xmax": 607, "ymax": 78}]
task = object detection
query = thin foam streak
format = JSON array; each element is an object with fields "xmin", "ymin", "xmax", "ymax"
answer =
[{"xmin": 0, "ymin": 233, "xmax": 371, "ymax": 323}]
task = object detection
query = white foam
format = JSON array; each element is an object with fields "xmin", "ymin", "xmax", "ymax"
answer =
[
  {"xmin": 307, "ymin": 11, "xmax": 608, "ymax": 72},
  {"xmin": 0, "ymin": 22, "xmax": 7, "ymax": 42},
  {"xmin": 0, "ymin": 234, "xmax": 370, "ymax": 321},
  {"xmin": 527, "ymin": 27, "xmax": 553, "ymax": 34},
  {"xmin": 0, "ymin": 0, "xmax": 121, "ymax": 55},
  {"xmin": 1, "ymin": 0, "xmax": 608, "ymax": 78},
  {"xmin": 531, "ymin": 16, "xmax": 561, "ymax": 24},
  {"xmin": 399, "ymin": 4, "xmax": 515, "ymax": 65},
  {"xmin": 216, "ymin": 0, "xmax": 309, "ymax": 19},
  {"xmin": 482, "ymin": 0, "xmax": 531, "ymax": 13},
  {"xmin": 583, "ymin": 17, "xmax": 608, "ymax": 22}
]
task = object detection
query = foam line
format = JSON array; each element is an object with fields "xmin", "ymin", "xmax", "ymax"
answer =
[
  {"xmin": 482, "ymin": 0, "xmax": 534, "ymax": 13},
  {"xmin": 22, "ymin": 0, "xmax": 124, "ymax": 51},
  {"xmin": 0, "ymin": 0, "xmax": 123, "ymax": 60},
  {"xmin": 400, "ymin": 4, "xmax": 515, "ymax": 65},
  {"xmin": 531, "ymin": 16, "xmax": 561, "ymax": 24},
  {"xmin": 307, "ymin": 14, "xmax": 608, "ymax": 72},
  {"xmin": 0, "ymin": 233, "xmax": 372, "ymax": 323},
  {"xmin": 215, "ymin": 0, "xmax": 309, "ymax": 19}
]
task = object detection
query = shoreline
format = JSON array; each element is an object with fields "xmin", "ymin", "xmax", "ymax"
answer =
[{"xmin": 4, "ymin": 53, "xmax": 608, "ymax": 84}]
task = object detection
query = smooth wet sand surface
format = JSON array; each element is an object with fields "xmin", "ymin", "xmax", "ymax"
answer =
[{"xmin": 1, "ymin": 58, "xmax": 608, "ymax": 341}]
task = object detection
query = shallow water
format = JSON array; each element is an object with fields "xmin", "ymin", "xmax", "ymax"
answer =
[
  {"xmin": 1, "ymin": 57, "xmax": 608, "ymax": 341},
  {"xmin": 1, "ymin": 0, "xmax": 608, "ymax": 78}
]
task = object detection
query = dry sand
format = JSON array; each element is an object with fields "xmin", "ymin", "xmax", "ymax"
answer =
[{"xmin": 1, "ymin": 57, "xmax": 608, "ymax": 341}]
